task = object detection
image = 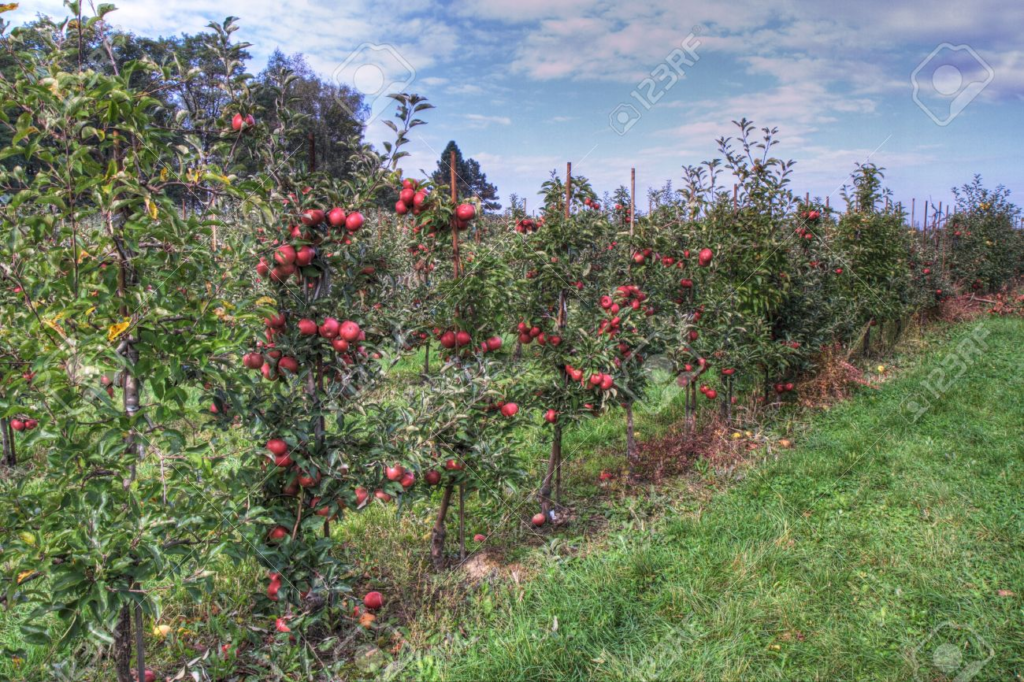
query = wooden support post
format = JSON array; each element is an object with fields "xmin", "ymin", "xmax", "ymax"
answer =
[
  {"xmin": 565, "ymin": 162, "xmax": 572, "ymax": 219},
  {"xmin": 308, "ymin": 132, "xmax": 316, "ymax": 173},
  {"xmin": 630, "ymin": 167, "xmax": 636, "ymax": 236},
  {"xmin": 451, "ymin": 150, "xmax": 460, "ymax": 278}
]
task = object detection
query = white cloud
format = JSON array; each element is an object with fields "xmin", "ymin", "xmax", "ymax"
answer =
[{"xmin": 464, "ymin": 114, "xmax": 513, "ymax": 128}]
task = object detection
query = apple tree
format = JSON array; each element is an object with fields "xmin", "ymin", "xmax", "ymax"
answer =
[{"xmin": 0, "ymin": 8, "xmax": 262, "ymax": 681}]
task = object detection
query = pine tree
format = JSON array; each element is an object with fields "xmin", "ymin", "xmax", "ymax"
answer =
[{"xmin": 432, "ymin": 140, "xmax": 500, "ymax": 212}]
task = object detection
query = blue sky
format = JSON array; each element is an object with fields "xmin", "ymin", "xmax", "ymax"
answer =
[{"xmin": 12, "ymin": 0, "xmax": 1023, "ymax": 217}]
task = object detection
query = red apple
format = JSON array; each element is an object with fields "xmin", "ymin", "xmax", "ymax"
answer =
[
  {"xmin": 267, "ymin": 573, "xmax": 282, "ymax": 601},
  {"xmin": 327, "ymin": 207, "xmax": 347, "ymax": 227},
  {"xmin": 385, "ymin": 464, "xmax": 405, "ymax": 481},
  {"xmin": 11, "ymin": 419, "xmax": 25, "ymax": 432},
  {"xmin": 544, "ymin": 409, "xmax": 558, "ymax": 424},
  {"xmin": 531, "ymin": 513, "xmax": 546, "ymax": 527},
  {"xmin": 268, "ymin": 525, "xmax": 289, "ymax": 542},
  {"xmin": 267, "ymin": 438, "xmax": 288, "ymax": 457},
  {"xmin": 399, "ymin": 472, "xmax": 415, "ymax": 489},
  {"xmin": 275, "ymin": 245, "xmax": 297, "ymax": 266},
  {"xmin": 295, "ymin": 246, "xmax": 315, "ymax": 267},
  {"xmin": 500, "ymin": 402, "xmax": 519, "ymax": 417},
  {"xmin": 278, "ymin": 356, "xmax": 299, "ymax": 374},
  {"xmin": 439, "ymin": 331, "xmax": 457, "ymax": 349},
  {"xmin": 231, "ymin": 113, "xmax": 244, "ymax": 131},
  {"xmin": 456, "ymin": 203, "xmax": 476, "ymax": 221},
  {"xmin": 298, "ymin": 319, "xmax": 318, "ymax": 336},
  {"xmin": 345, "ymin": 212, "xmax": 364, "ymax": 232},
  {"xmin": 355, "ymin": 487, "xmax": 369, "ymax": 506},
  {"xmin": 698, "ymin": 248, "xmax": 713, "ymax": 267},
  {"xmin": 363, "ymin": 591, "xmax": 383, "ymax": 610},
  {"xmin": 455, "ymin": 331, "xmax": 471, "ymax": 347},
  {"xmin": 444, "ymin": 459, "xmax": 464, "ymax": 471},
  {"xmin": 339, "ymin": 321, "xmax": 361, "ymax": 342},
  {"xmin": 301, "ymin": 209, "xmax": 324, "ymax": 226},
  {"xmin": 331, "ymin": 337, "xmax": 350, "ymax": 352},
  {"xmin": 424, "ymin": 470, "xmax": 442, "ymax": 485},
  {"xmin": 319, "ymin": 317, "xmax": 340, "ymax": 339}
]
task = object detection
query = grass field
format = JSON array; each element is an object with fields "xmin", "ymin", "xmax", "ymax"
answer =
[{"xmin": 436, "ymin": 316, "xmax": 1024, "ymax": 682}]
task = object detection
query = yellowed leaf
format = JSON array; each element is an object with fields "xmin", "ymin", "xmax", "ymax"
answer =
[
  {"xmin": 17, "ymin": 570, "xmax": 34, "ymax": 584},
  {"xmin": 0, "ymin": 4, "xmax": 21, "ymax": 14},
  {"xmin": 107, "ymin": 318, "xmax": 131, "ymax": 342}
]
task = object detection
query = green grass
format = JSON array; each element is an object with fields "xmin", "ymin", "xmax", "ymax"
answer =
[{"xmin": 436, "ymin": 317, "xmax": 1024, "ymax": 682}]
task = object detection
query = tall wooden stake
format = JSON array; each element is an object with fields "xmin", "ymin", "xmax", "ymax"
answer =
[
  {"xmin": 565, "ymin": 162, "xmax": 572, "ymax": 219},
  {"xmin": 451, "ymin": 150, "xmax": 461, "ymax": 278},
  {"xmin": 925, "ymin": 201, "xmax": 933, "ymax": 244},
  {"xmin": 308, "ymin": 132, "xmax": 316, "ymax": 173},
  {"xmin": 630, "ymin": 167, "xmax": 636, "ymax": 236}
]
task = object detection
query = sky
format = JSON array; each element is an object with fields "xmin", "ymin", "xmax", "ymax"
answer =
[{"xmin": 11, "ymin": 0, "xmax": 1024, "ymax": 218}]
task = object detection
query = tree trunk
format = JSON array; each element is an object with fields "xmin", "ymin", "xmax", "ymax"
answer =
[
  {"xmin": 539, "ymin": 424, "xmax": 562, "ymax": 516},
  {"xmin": 112, "ymin": 601, "xmax": 132, "ymax": 682},
  {"xmin": 458, "ymin": 484, "xmax": 466, "ymax": 561},
  {"xmin": 724, "ymin": 375, "xmax": 733, "ymax": 424},
  {"xmin": 430, "ymin": 483, "xmax": 454, "ymax": 570},
  {"xmin": 422, "ymin": 339, "xmax": 430, "ymax": 380},
  {"xmin": 1, "ymin": 418, "xmax": 14, "ymax": 467},
  {"xmin": 625, "ymin": 402, "xmax": 639, "ymax": 481},
  {"xmin": 135, "ymin": 598, "xmax": 146, "ymax": 682},
  {"xmin": 555, "ymin": 444, "xmax": 561, "ymax": 505}
]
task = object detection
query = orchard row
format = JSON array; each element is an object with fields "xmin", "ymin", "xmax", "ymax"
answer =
[{"xmin": 1, "ymin": 13, "xmax": 1022, "ymax": 679}]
